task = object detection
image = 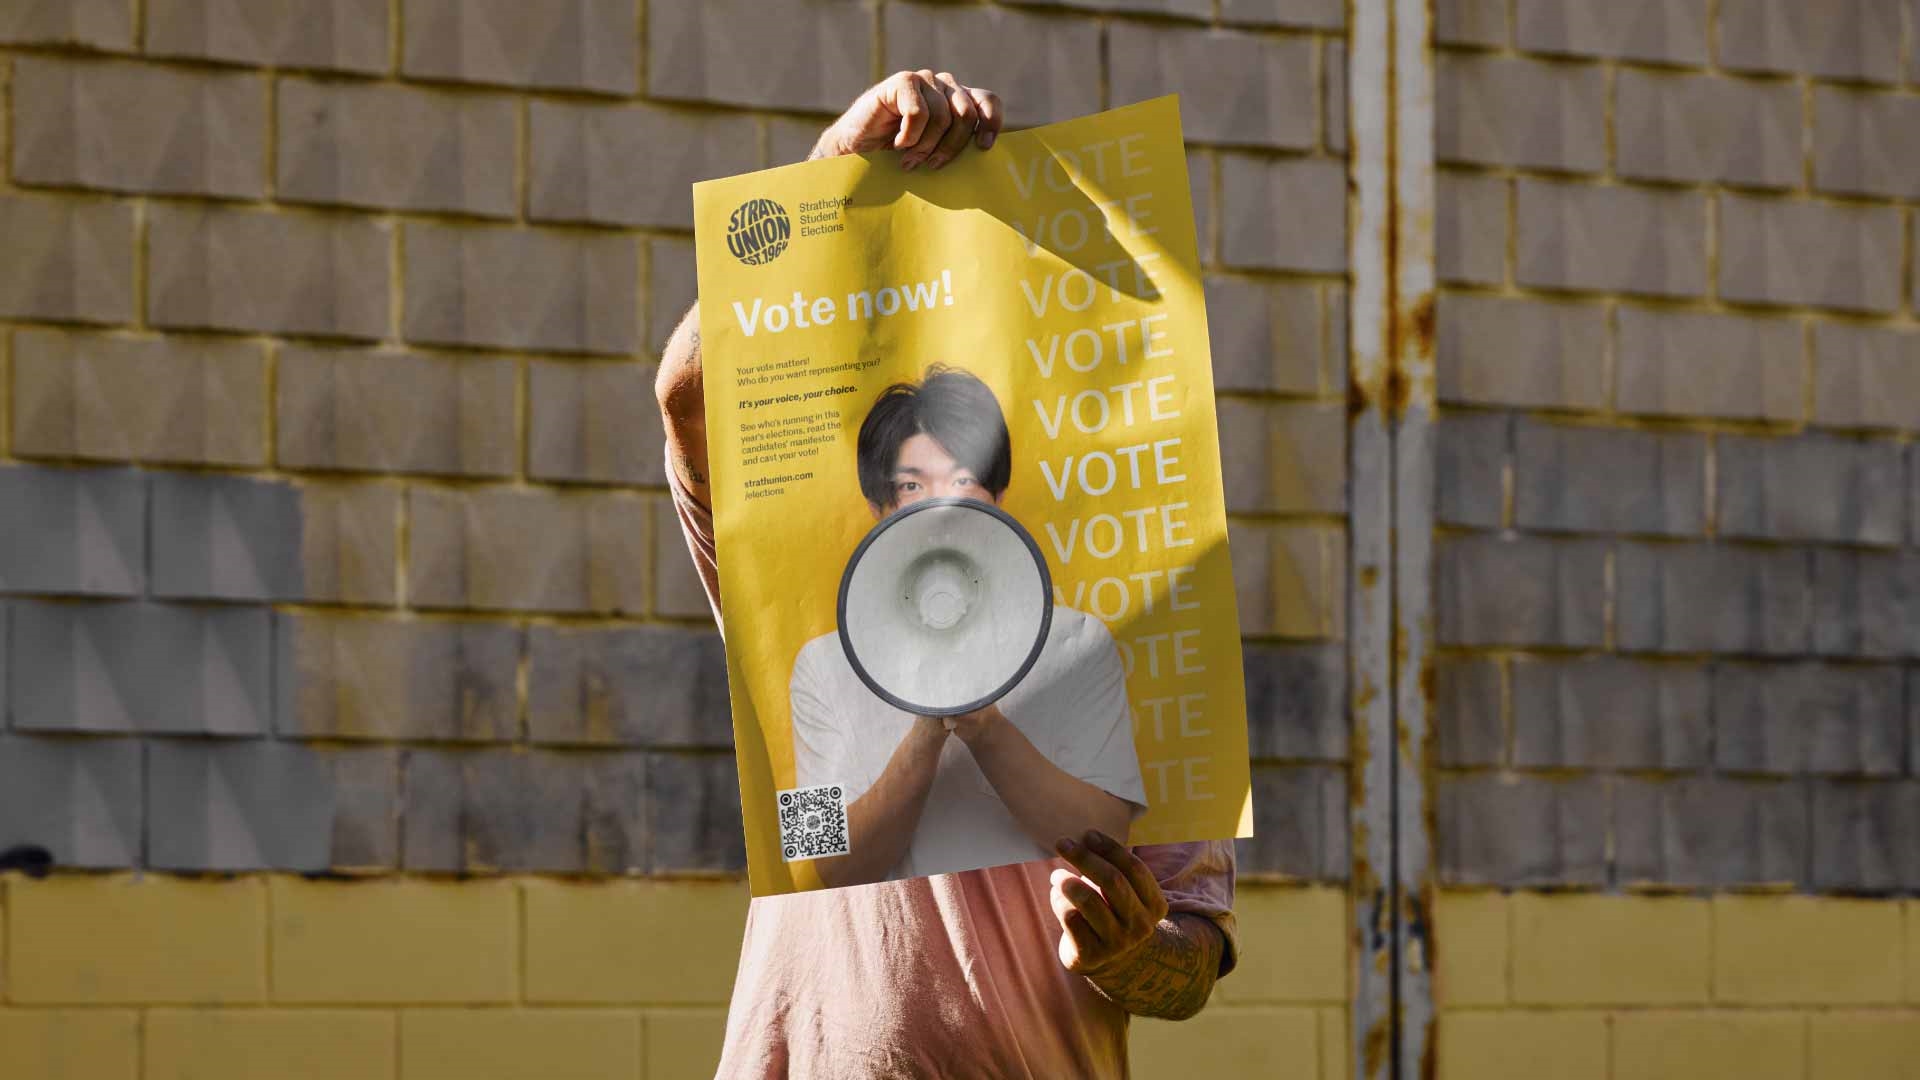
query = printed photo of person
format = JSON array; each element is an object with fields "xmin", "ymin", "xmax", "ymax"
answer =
[{"xmin": 789, "ymin": 364, "xmax": 1147, "ymax": 887}]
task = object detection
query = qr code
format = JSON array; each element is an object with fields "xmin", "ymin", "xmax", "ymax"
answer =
[{"xmin": 777, "ymin": 783, "xmax": 850, "ymax": 862}]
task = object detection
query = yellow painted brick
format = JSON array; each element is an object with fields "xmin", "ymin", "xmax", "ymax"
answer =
[
  {"xmin": 1129, "ymin": 1006, "xmax": 1318, "ymax": 1076},
  {"xmin": 145, "ymin": 1010, "xmax": 396, "ymax": 1080},
  {"xmin": 1713, "ymin": 895, "xmax": 1904, "ymax": 1005},
  {"xmin": 1511, "ymin": 893, "xmax": 1710, "ymax": 1005},
  {"xmin": 524, "ymin": 878, "xmax": 749, "ymax": 1004},
  {"xmin": 8, "ymin": 874, "xmax": 265, "ymax": 1003},
  {"xmin": 1317, "ymin": 1007, "xmax": 1347, "ymax": 1080},
  {"xmin": 0, "ymin": 1009, "xmax": 138, "ymax": 1080},
  {"xmin": 1433, "ymin": 890, "xmax": 1507, "ymax": 1007},
  {"xmin": 270, "ymin": 878, "xmax": 517, "ymax": 1004},
  {"xmin": 1436, "ymin": 1011, "xmax": 1607, "ymax": 1080},
  {"xmin": 1908, "ymin": 900, "xmax": 1919, "ymax": 1004},
  {"xmin": 400, "ymin": 1010, "xmax": 640, "ymax": 1080},
  {"xmin": 1612, "ymin": 1011, "xmax": 1804, "ymax": 1080},
  {"xmin": 1809, "ymin": 1012, "xmax": 1920, "ymax": 1080},
  {"xmin": 1211, "ymin": 884, "xmax": 1347, "ymax": 1004},
  {"xmin": 643, "ymin": 1009, "xmax": 726, "ymax": 1080}
]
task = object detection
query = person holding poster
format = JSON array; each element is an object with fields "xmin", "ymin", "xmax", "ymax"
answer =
[
  {"xmin": 658, "ymin": 71, "xmax": 1240, "ymax": 1078},
  {"xmin": 791, "ymin": 364, "xmax": 1147, "ymax": 887}
]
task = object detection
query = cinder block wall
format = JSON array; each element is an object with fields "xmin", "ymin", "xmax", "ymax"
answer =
[
  {"xmin": 1431, "ymin": 0, "xmax": 1920, "ymax": 1076},
  {"xmin": 0, "ymin": 1, "xmax": 1352, "ymax": 1075}
]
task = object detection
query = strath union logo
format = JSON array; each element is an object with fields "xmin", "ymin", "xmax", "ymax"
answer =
[{"xmin": 726, "ymin": 198, "xmax": 791, "ymax": 265}]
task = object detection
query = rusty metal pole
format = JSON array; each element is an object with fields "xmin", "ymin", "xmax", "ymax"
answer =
[
  {"xmin": 1345, "ymin": 0, "xmax": 1396, "ymax": 1076},
  {"xmin": 1390, "ymin": 0, "xmax": 1438, "ymax": 1074}
]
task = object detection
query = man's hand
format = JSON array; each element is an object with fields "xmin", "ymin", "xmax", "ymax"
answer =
[
  {"xmin": 937, "ymin": 702, "xmax": 1005, "ymax": 744},
  {"xmin": 1050, "ymin": 830, "xmax": 1226, "ymax": 1021},
  {"xmin": 811, "ymin": 70, "xmax": 1005, "ymax": 169}
]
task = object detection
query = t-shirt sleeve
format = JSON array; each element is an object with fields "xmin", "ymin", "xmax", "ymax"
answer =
[
  {"xmin": 1137, "ymin": 839, "xmax": 1240, "ymax": 977},
  {"xmin": 789, "ymin": 643, "xmax": 868, "ymax": 800},
  {"xmin": 1054, "ymin": 615, "xmax": 1148, "ymax": 815}
]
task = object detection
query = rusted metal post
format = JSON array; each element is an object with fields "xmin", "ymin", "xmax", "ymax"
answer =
[{"xmin": 1346, "ymin": 0, "xmax": 1396, "ymax": 1077}]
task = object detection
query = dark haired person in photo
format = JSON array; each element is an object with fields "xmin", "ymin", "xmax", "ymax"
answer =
[
  {"xmin": 788, "ymin": 364, "xmax": 1145, "ymax": 887},
  {"xmin": 656, "ymin": 70, "xmax": 1235, "ymax": 1079}
]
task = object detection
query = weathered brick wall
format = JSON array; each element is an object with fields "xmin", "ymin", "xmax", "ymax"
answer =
[{"xmin": 1431, "ymin": 0, "xmax": 1920, "ymax": 896}]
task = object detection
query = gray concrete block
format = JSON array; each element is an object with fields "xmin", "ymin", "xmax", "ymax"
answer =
[
  {"xmin": 647, "ymin": 752, "xmax": 746, "ymax": 873},
  {"xmin": 1435, "ymin": 411, "xmax": 1509, "ymax": 528},
  {"xmin": 1719, "ymin": 194, "xmax": 1903, "ymax": 314},
  {"xmin": 408, "ymin": 487, "xmax": 646, "ymax": 614},
  {"xmin": 278, "ymin": 78, "xmax": 517, "ymax": 218},
  {"xmin": 1911, "ymin": 670, "xmax": 1920, "ymax": 777},
  {"xmin": 150, "ymin": 471, "xmax": 303, "ymax": 602},
  {"xmin": 764, "ymin": 115, "xmax": 830, "ymax": 168},
  {"xmin": 11, "ymin": 328, "xmax": 267, "ymax": 468},
  {"xmin": 528, "ymin": 361, "xmax": 667, "ymax": 487},
  {"xmin": 530, "ymin": 100, "xmax": 757, "ymax": 229},
  {"xmin": 1714, "ymin": 662, "xmax": 1904, "ymax": 777},
  {"xmin": 1435, "ymin": 0, "xmax": 1508, "ymax": 45},
  {"xmin": 0, "ymin": 464, "xmax": 145, "ymax": 596},
  {"xmin": 1813, "ymin": 323, "xmax": 1920, "ymax": 432},
  {"xmin": 402, "ymin": 749, "xmax": 592, "ymax": 873},
  {"xmin": 1615, "ymin": 70, "xmax": 1800, "ymax": 189},
  {"xmin": 1436, "ymin": 534, "xmax": 1607, "ymax": 648},
  {"xmin": 1517, "ymin": 178, "xmax": 1706, "ymax": 298},
  {"xmin": 1615, "ymin": 542, "xmax": 1810, "ymax": 655},
  {"xmin": 12, "ymin": 600, "xmax": 272, "ymax": 736},
  {"xmin": 1218, "ymin": 0, "xmax": 1344, "ymax": 27},
  {"xmin": 526, "ymin": 625, "xmax": 732, "ymax": 749},
  {"xmin": 1433, "ymin": 656, "xmax": 1504, "ymax": 768},
  {"xmin": 1719, "ymin": 0, "xmax": 1903, "ymax": 81},
  {"xmin": 276, "ymin": 345, "xmax": 517, "ymax": 478},
  {"xmin": 148, "ymin": 203, "xmax": 389, "ymax": 340},
  {"xmin": 402, "ymin": 223, "xmax": 636, "ymax": 355},
  {"xmin": 1108, "ymin": 22, "xmax": 1315, "ymax": 149},
  {"xmin": 1436, "ymin": 773, "xmax": 1606, "ymax": 887},
  {"xmin": 149, "ymin": 740, "xmax": 397, "ymax": 872},
  {"xmin": 404, "ymin": 0, "xmax": 636, "ymax": 94},
  {"xmin": 147, "ymin": 0, "xmax": 388, "ymax": 72},
  {"xmin": 1436, "ymin": 52, "xmax": 1604, "ymax": 172},
  {"xmin": 1239, "ymin": 763, "xmax": 1347, "ymax": 880},
  {"xmin": 1813, "ymin": 86, "xmax": 1920, "ymax": 200},
  {"xmin": 1205, "ymin": 276, "xmax": 1328, "ymax": 395},
  {"xmin": 1614, "ymin": 776, "xmax": 1807, "ymax": 888},
  {"xmin": 648, "ymin": 236, "xmax": 698, "ymax": 355},
  {"xmin": 1716, "ymin": 433, "xmax": 1904, "ymax": 546},
  {"xmin": 1514, "ymin": 420, "xmax": 1706, "ymax": 536},
  {"xmin": 12, "ymin": 57, "xmax": 264, "ymax": 198},
  {"xmin": 1437, "ymin": 294, "xmax": 1607, "ymax": 410},
  {"xmin": 1219, "ymin": 153, "xmax": 1347, "ymax": 273},
  {"xmin": 0, "ymin": 193, "xmax": 134, "ymax": 325},
  {"xmin": 648, "ymin": 0, "xmax": 873, "ymax": 112},
  {"xmin": 275, "ymin": 612, "xmax": 518, "ymax": 743},
  {"xmin": 1812, "ymin": 550, "xmax": 1920, "ymax": 660},
  {"xmin": 1515, "ymin": 0, "xmax": 1708, "ymax": 62},
  {"xmin": 1229, "ymin": 522, "xmax": 1278, "ymax": 638},
  {"xmin": 884, "ymin": 4, "xmax": 1101, "ymax": 130},
  {"xmin": 1438, "ymin": 171, "xmax": 1507, "ymax": 286},
  {"xmin": 1218, "ymin": 399, "xmax": 1347, "ymax": 514},
  {"xmin": 1615, "ymin": 306, "xmax": 1803, "ymax": 422},
  {"xmin": 1810, "ymin": 780, "xmax": 1920, "ymax": 892},
  {"xmin": 288, "ymin": 482, "xmax": 399, "ymax": 606},
  {"xmin": 0, "ymin": 734, "xmax": 141, "ymax": 868},
  {"xmin": 1244, "ymin": 643, "xmax": 1345, "ymax": 763},
  {"xmin": 584, "ymin": 753, "xmax": 648, "ymax": 873},
  {"xmin": 0, "ymin": 0, "xmax": 131, "ymax": 47},
  {"xmin": 652, "ymin": 500, "xmax": 717, "ymax": 622},
  {"xmin": 1189, "ymin": 150, "xmax": 1215, "ymax": 267},
  {"xmin": 1323, "ymin": 41, "xmax": 1347, "ymax": 153},
  {"xmin": 1510, "ymin": 656, "xmax": 1710, "ymax": 770}
]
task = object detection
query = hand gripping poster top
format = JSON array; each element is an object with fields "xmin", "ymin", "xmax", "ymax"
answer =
[{"xmin": 693, "ymin": 96, "xmax": 1251, "ymax": 896}]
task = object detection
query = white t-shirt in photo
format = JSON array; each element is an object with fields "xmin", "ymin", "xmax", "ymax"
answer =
[{"xmin": 788, "ymin": 606, "xmax": 1148, "ymax": 882}]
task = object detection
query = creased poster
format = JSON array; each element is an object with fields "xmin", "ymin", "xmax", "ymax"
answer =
[{"xmin": 692, "ymin": 96, "xmax": 1250, "ymax": 897}]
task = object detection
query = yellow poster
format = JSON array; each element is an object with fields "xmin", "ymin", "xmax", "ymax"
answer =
[{"xmin": 692, "ymin": 96, "xmax": 1250, "ymax": 897}]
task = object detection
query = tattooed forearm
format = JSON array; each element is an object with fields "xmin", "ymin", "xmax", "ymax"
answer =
[
  {"xmin": 1084, "ymin": 914, "xmax": 1224, "ymax": 1021},
  {"xmin": 677, "ymin": 449, "xmax": 706, "ymax": 485}
]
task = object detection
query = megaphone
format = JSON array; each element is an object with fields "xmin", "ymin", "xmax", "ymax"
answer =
[{"xmin": 837, "ymin": 496, "xmax": 1053, "ymax": 717}]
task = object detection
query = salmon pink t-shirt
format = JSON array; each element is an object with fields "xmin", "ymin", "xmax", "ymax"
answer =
[{"xmin": 667, "ymin": 467, "xmax": 1240, "ymax": 1079}]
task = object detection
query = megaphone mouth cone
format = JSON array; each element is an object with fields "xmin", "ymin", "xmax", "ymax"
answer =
[{"xmin": 837, "ymin": 497, "xmax": 1053, "ymax": 717}]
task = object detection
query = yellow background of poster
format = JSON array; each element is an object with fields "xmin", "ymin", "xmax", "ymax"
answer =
[{"xmin": 693, "ymin": 97, "xmax": 1250, "ymax": 896}]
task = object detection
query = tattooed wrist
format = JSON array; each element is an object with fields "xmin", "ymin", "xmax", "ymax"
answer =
[{"xmin": 1084, "ymin": 915, "xmax": 1223, "ymax": 1021}]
